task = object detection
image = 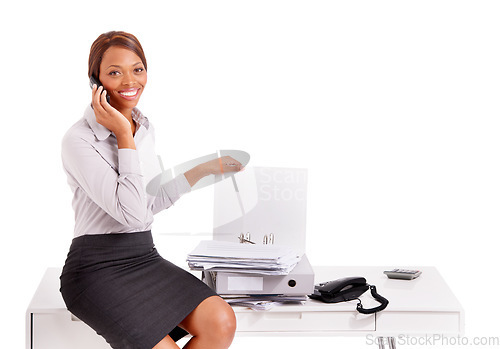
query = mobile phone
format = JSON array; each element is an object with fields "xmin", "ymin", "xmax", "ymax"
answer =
[{"xmin": 89, "ymin": 76, "xmax": 110, "ymax": 104}]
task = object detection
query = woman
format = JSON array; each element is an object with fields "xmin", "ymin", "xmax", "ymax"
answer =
[{"xmin": 60, "ymin": 31, "xmax": 241, "ymax": 349}]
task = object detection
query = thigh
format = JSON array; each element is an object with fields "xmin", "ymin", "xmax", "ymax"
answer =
[{"xmin": 153, "ymin": 335, "xmax": 179, "ymax": 349}]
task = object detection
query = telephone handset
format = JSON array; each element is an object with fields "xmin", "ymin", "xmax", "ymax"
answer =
[
  {"xmin": 89, "ymin": 75, "xmax": 110, "ymax": 104},
  {"xmin": 308, "ymin": 276, "xmax": 389, "ymax": 314}
]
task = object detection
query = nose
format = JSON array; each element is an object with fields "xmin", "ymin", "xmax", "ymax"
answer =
[{"xmin": 122, "ymin": 71, "xmax": 136, "ymax": 86}]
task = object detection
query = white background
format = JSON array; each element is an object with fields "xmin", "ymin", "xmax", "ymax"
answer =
[{"xmin": 2, "ymin": 1, "xmax": 499, "ymax": 348}]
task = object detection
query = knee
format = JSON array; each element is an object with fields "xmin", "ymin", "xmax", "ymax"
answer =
[
  {"xmin": 180, "ymin": 296, "xmax": 237, "ymax": 347},
  {"xmin": 209, "ymin": 303, "xmax": 237, "ymax": 342}
]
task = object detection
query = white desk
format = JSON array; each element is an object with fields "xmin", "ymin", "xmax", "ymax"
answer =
[{"xmin": 26, "ymin": 266, "xmax": 463, "ymax": 348}]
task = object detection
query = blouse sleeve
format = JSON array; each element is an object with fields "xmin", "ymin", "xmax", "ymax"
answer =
[
  {"xmin": 150, "ymin": 173, "xmax": 191, "ymax": 215},
  {"xmin": 61, "ymin": 133, "xmax": 149, "ymax": 229}
]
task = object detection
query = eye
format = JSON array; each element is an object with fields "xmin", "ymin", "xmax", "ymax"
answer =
[
  {"xmin": 134, "ymin": 67, "xmax": 145, "ymax": 73},
  {"xmin": 108, "ymin": 70, "xmax": 120, "ymax": 76}
]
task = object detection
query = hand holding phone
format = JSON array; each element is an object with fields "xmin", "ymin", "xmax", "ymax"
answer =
[{"xmin": 90, "ymin": 78, "xmax": 130, "ymax": 135}]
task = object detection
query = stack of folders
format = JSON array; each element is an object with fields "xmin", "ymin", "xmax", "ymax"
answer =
[
  {"xmin": 223, "ymin": 295, "xmax": 308, "ymax": 311},
  {"xmin": 187, "ymin": 240, "xmax": 301, "ymax": 275},
  {"xmin": 187, "ymin": 240, "xmax": 307, "ymax": 310}
]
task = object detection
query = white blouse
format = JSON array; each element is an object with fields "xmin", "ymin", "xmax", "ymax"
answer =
[{"xmin": 61, "ymin": 105, "xmax": 191, "ymax": 237}]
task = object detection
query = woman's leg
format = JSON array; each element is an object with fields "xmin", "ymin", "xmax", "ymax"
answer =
[
  {"xmin": 153, "ymin": 335, "xmax": 180, "ymax": 349},
  {"xmin": 178, "ymin": 295, "xmax": 237, "ymax": 349}
]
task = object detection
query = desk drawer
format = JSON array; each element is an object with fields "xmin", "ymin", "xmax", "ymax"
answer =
[
  {"xmin": 376, "ymin": 311, "xmax": 462, "ymax": 334},
  {"xmin": 32, "ymin": 313, "xmax": 110, "ymax": 349},
  {"xmin": 235, "ymin": 310, "xmax": 375, "ymax": 332}
]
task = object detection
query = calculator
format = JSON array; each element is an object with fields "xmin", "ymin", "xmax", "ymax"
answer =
[{"xmin": 384, "ymin": 269, "xmax": 421, "ymax": 280}]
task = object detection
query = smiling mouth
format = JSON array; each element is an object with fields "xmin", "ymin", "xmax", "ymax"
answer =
[{"xmin": 118, "ymin": 88, "xmax": 140, "ymax": 100}]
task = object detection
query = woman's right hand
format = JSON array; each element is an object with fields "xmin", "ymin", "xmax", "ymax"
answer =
[
  {"xmin": 92, "ymin": 85, "xmax": 131, "ymax": 137},
  {"xmin": 92, "ymin": 85, "xmax": 135, "ymax": 149}
]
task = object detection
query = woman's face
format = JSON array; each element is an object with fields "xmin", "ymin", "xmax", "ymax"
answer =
[{"xmin": 99, "ymin": 46, "xmax": 147, "ymax": 111}]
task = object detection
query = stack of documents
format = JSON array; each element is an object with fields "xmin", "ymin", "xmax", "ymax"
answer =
[
  {"xmin": 224, "ymin": 295, "xmax": 307, "ymax": 311},
  {"xmin": 187, "ymin": 240, "xmax": 301, "ymax": 276}
]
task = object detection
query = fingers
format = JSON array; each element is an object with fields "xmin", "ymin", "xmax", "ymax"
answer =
[
  {"xmin": 220, "ymin": 156, "xmax": 243, "ymax": 173},
  {"xmin": 100, "ymin": 89, "xmax": 109, "ymax": 107},
  {"xmin": 92, "ymin": 84, "xmax": 109, "ymax": 111},
  {"xmin": 91, "ymin": 85, "xmax": 117, "ymax": 130},
  {"xmin": 91, "ymin": 84, "xmax": 102, "ymax": 110}
]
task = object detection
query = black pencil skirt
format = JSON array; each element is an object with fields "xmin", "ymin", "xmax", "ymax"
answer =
[{"xmin": 60, "ymin": 231, "xmax": 218, "ymax": 349}]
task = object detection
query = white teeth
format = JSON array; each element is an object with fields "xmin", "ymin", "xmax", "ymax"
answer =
[{"xmin": 119, "ymin": 90, "xmax": 138, "ymax": 97}]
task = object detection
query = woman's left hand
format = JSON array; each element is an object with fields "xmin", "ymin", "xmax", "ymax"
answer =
[
  {"xmin": 204, "ymin": 156, "xmax": 244, "ymax": 175},
  {"xmin": 184, "ymin": 156, "xmax": 244, "ymax": 187}
]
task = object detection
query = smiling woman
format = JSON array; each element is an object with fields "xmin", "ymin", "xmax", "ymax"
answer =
[
  {"xmin": 88, "ymin": 32, "xmax": 148, "ymax": 146},
  {"xmin": 59, "ymin": 31, "xmax": 241, "ymax": 349},
  {"xmin": 93, "ymin": 46, "xmax": 147, "ymax": 138}
]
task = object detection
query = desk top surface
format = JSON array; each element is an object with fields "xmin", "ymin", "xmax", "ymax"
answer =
[{"xmin": 27, "ymin": 266, "xmax": 463, "ymax": 315}]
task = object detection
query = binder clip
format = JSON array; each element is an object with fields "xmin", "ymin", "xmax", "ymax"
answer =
[
  {"xmin": 263, "ymin": 233, "xmax": 275, "ymax": 245},
  {"xmin": 239, "ymin": 232, "xmax": 255, "ymax": 244}
]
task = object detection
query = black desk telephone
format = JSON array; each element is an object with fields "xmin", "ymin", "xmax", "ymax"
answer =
[{"xmin": 308, "ymin": 277, "xmax": 389, "ymax": 314}]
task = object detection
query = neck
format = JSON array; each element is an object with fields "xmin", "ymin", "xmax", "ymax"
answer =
[{"xmin": 118, "ymin": 106, "xmax": 134, "ymax": 120}]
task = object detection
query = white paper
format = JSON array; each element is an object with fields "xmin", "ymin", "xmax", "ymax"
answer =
[
  {"xmin": 227, "ymin": 276, "xmax": 264, "ymax": 291},
  {"xmin": 187, "ymin": 240, "xmax": 301, "ymax": 275}
]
